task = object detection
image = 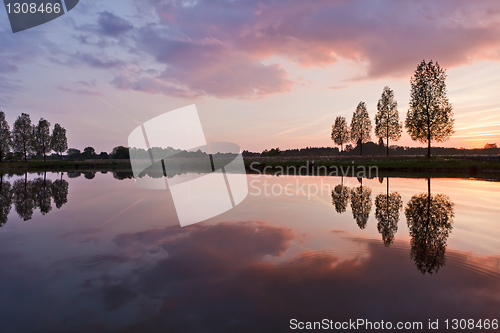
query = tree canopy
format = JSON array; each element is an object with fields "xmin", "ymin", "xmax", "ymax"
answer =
[
  {"xmin": 33, "ymin": 118, "xmax": 51, "ymax": 162},
  {"xmin": 0, "ymin": 110, "xmax": 11, "ymax": 163},
  {"xmin": 375, "ymin": 86, "xmax": 402, "ymax": 156},
  {"xmin": 331, "ymin": 116, "xmax": 349, "ymax": 155},
  {"xmin": 12, "ymin": 113, "xmax": 33, "ymax": 162},
  {"xmin": 51, "ymin": 123, "xmax": 68, "ymax": 160},
  {"xmin": 405, "ymin": 60, "xmax": 454, "ymax": 158},
  {"xmin": 350, "ymin": 101, "xmax": 371, "ymax": 156}
]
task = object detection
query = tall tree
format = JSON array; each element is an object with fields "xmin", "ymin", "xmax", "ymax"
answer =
[
  {"xmin": 33, "ymin": 118, "xmax": 51, "ymax": 162},
  {"xmin": 375, "ymin": 86, "xmax": 402, "ymax": 156},
  {"xmin": 405, "ymin": 60, "xmax": 455, "ymax": 158},
  {"xmin": 0, "ymin": 110, "xmax": 12, "ymax": 163},
  {"xmin": 331, "ymin": 116, "xmax": 350, "ymax": 155},
  {"xmin": 12, "ymin": 113, "xmax": 33, "ymax": 162},
  {"xmin": 350, "ymin": 101, "xmax": 372, "ymax": 156},
  {"xmin": 51, "ymin": 123, "xmax": 68, "ymax": 160}
]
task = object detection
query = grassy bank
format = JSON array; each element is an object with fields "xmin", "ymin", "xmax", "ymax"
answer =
[
  {"xmin": 0, "ymin": 159, "xmax": 132, "ymax": 173},
  {"xmin": 243, "ymin": 156, "xmax": 500, "ymax": 179},
  {"xmin": 1, "ymin": 156, "xmax": 499, "ymax": 180}
]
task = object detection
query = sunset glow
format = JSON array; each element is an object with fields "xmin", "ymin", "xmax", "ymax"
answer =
[{"xmin": 1, "ymin": 0, "xmax": 500, "ymax": 152}]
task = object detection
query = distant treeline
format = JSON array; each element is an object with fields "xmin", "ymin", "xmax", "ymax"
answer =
[{"xmin": 244, "ymin": 142, "xmax": 500, "ymax": 157}]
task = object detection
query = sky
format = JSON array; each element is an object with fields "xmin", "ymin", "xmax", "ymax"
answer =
[{"xmin": 1, "ymin": 0, "xmax": 500, "ymax": 153}]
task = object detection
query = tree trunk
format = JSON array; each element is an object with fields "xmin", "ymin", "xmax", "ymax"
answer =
[
  {"xmin": 427, "ymin": 106, "xmax": 431, "ymax": 158},
  {"xmin": 386, "ymin": 138, "xmax": 389, "ymax": 157},
  {"xmin": 43, "ymin": 153, "xmax": 46, "ymax": 162}
]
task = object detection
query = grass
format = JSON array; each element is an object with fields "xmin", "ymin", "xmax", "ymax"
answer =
[{"xmin": 1, "ymin": 156, "xmax": 499, "ymax": 180}]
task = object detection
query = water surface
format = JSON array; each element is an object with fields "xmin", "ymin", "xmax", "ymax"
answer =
[{"xmin": 0, "ymin": 172, "xmax": 499, "ymax": 332}]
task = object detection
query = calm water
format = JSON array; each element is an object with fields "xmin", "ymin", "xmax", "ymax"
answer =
[{"xmin": 0, "ymin": 172, "xmax": 499, "ymax": 332}]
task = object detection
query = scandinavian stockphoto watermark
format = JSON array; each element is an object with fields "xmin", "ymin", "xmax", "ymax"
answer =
[
  {"xmin": 248, "ymin": 161, "xmax": 378, "ymax": 199},
  {"xmin": 3, "ymin": 0, "xmax": 80, "ymax": 33},
  {"xmin": 128, "ymin": 105, "xmax": 248, "ymax": 227}
]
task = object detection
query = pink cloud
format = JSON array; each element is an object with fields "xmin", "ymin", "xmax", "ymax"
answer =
[{"xmin": 118, "ymin": 0, "xmax": 500, "ymax": 98}]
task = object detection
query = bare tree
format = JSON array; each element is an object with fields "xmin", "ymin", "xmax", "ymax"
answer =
[
  {"xmin": 375, "ymin": 86, "xmax": 402, "ymax": 156},
  {"xmin": 405, "ymin": 60, "xmax": 454, "ymax": 158}
]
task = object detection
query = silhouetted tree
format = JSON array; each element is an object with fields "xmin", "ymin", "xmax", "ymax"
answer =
[
  {"xmin": 111, "ymin": 146, "xmax": 130, "ymax": 159},
  {"xmin": 405, "ymin": 60, "xmax": 454, "ymax": 158},
  {"xmin": 375, "ymin": 86, "xmax": 402, "ymax": 156},
  {"xmin": 51, "ymin": 123, "xmax": 68, "ymax": 160},
  {"xmin": 331, "ymin": 116, "xmax": 350, "ymax": 155},
  {"xmin": 83, "ymin": 147, "xmax": 96, "ymax": 159},
  {"xmin": 12, "ymin": 113, "xmax": 33, "ymax": 162},
  {"xmin": 350, "ymin": 180, "xmax": 372, "ymax": 229},
  {"xmin": 66, "ymin": 171, "xmax": 81, "ymax": 178},
  {"xmin": 0, "ymin": 111, "xmax": 12, "ymax": 163},
  {"xmin": 405, "ymin": 178, "xmax": 454, "ymax": 274},
  {"xmin": 484, "ymin": 143, "xmax": 497, "ymax": 149},
  {"xmin": 32, "ymin": 174, "xmax": 52, "ymax": 215},
  {"xmin": 375, "ymin": 178, "xmax": 402, "ymax": 246},
  {"xmin": 350, "ymin": 101, "xmax": 371, "ymax": 156},
  {"xmin": 0, "ymin": 176, "xmax": 13, "ymax": 227},
  {"xmin": 52, "ymin": 176, "xmax": 69, "ymax": 209},
  {"xmin": 33, "ymin": 118, "xmax": 51, "ymax": 162},
  {"xmin": 83, "ymin": 171, "xmax": 96, "ymax": 179},
  {"xmin": 331, "ymin": 178, "xmax": 350, "ymax": 213},
  {"xmin": 12, "ymin": 174, "xmax": 34, "ymax": 221}
]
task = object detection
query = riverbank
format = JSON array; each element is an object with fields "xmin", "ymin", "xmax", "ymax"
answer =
[{"xmin": 1, "ymin": 156, "xmax": 499, "ymax": 180}]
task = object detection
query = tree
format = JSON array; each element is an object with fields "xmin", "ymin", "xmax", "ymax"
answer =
[
  {"xmin": 33, "ymin": 118, "xmax": 51, "ymax": 162},
  {"xmin": 83, "ymin": 146, "xmax": 96, "ymax": 159},
  {"xmin": 350, "ymin": 180, "xmax": 372, "ymax": 229},
  {"xmin": 331, "ymin": 179, "xmax": 350, "ymax": 213},
  {"xmin": 0, "ymin": 110, "xmax": 12, "ymax": 163},
  {"xmin": 12, "ymin": 174, "xmax": 34, "ymax": 221},
  {"xmin": 52, "ymin": 177, "xmax": 69, "ymax": 209},
  {"xmin": 0, "ymin": 176, "xmax": 13, "ymax": 227},
  {"xmin": 350, "ymin": 101, "xmax": 372, "ymax": 156},
  {"xmin": 111, "ymin": 145, "xmax": 130, "ymax": 159},
  {"xmin": 12, "ymin": 113, "xmax": 33, "ymax": 162},
  {"xmin": 331, "ymin": 116, "xmax": 350, "ymax": 155},
  {"xmin": 405, "ymin": 60, "xmax": 455, "ymax": 158},
  {"xmin": 484, "ymin": 143, "xmax": 498, "ymax": 149},
  {"xmin": 375, "ymin": 178, "xmax": 402, "ymax": 246},
  {"xmin": 33, "ymin": 175, "xmax": 52, "ymax": 215},
  {"xmin": 405, "ymin": 178, "xmax": 454, "ymax": 274},
  {"xmin": 51, "ymin": 123, "xmax": 68, "ymax": 160},
  {"xmin": 375, "ymin": 86, "xmax": 402, "ymax": 156}
]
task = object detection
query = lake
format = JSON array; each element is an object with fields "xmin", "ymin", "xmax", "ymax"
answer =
[{"xmin": 0, "ymin": 172, "xmax": 499, "ymax": 332}]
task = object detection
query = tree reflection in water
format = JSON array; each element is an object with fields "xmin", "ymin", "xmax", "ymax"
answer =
[
  {"xmin": 405, "ymin": 178, "xmax": 454, "ymax": 275},
  {"xmin": 350, "ymin": 178, "xmax": 372, "ymax": 230},
  {"xmin": 0, "ymin": 175, "xmax": 13, "ymax": 227},
  {"xmin": 2, "ymin": 172, "xmax": 69, "ymax": 223},
  {"xmin": 331, "ymin": 177, "xmax": 350, "ymax": 214},
  {"xmin": 375, "ymin": 178, "xmax": 402, "ymax": 246}
]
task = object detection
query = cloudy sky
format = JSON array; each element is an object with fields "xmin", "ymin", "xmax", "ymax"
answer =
[{"xmin": 1, "ymin": 0, "xmax": 500, "ymax": 153}]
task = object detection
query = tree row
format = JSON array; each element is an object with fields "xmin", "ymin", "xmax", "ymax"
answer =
[
  {"xmin": 332, "ymin": 60, "xmax": 455, "ymax": 157},
  {"xmin": 0, "ymin": 111, "xmax": 68, "ymax": 162}
]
